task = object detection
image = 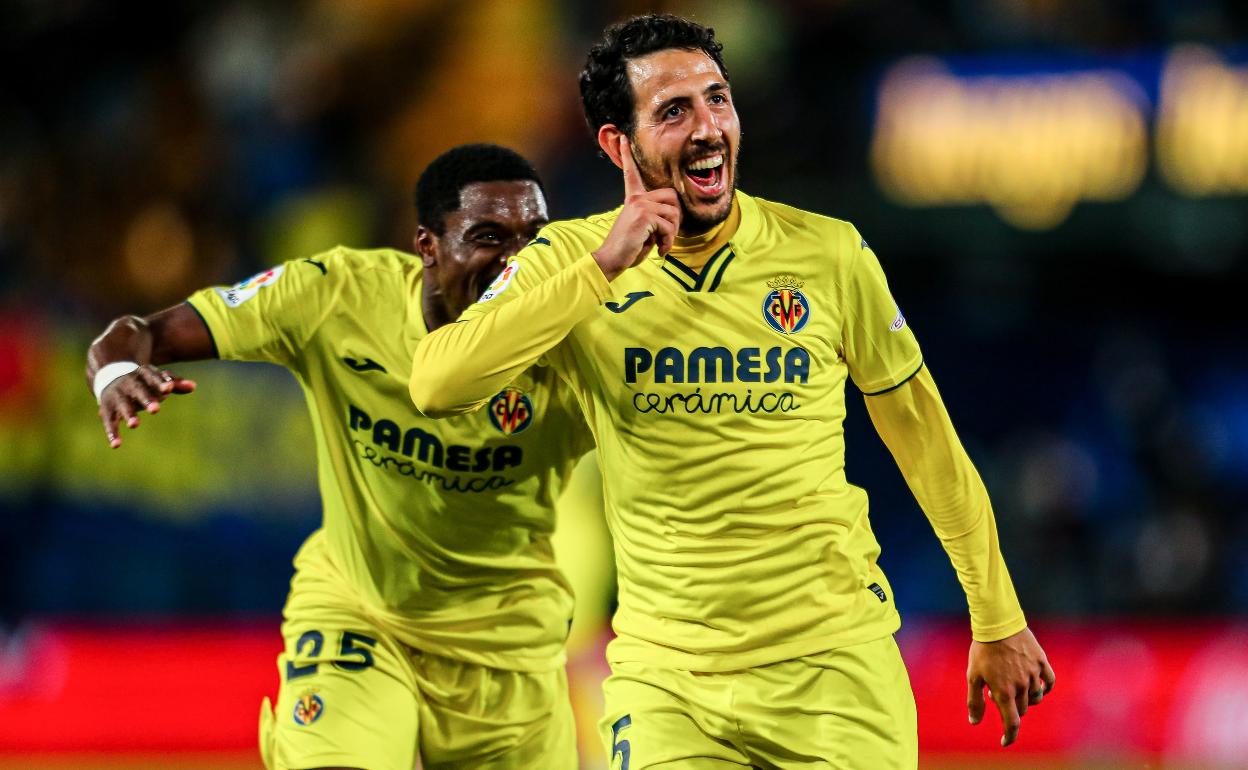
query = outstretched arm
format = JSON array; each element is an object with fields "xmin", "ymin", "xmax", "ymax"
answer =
[
  {"xmin": 865, "ymin": 365, "xmax": 1055, "ymax": 746},
  {"xmin": 86, "ymin": 303, "xmax": 211, "ymax": 447}
]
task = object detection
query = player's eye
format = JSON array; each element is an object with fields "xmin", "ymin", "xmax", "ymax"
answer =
[
  {"xmin": 475, "ymin": 233, "xmax": 501, "ymax": 244},
  {"xmin": 709, "ymin": 93, "xmax": 727, "ymax": 105},
  {"xmin": 664, "ymin": 105, "xmax": 684, "ymax": 120}
]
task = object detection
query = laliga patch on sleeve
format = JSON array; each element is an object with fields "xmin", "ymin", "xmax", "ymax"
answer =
[
  {"xmin": 478, "ymin": 262, "xmax": 519, "ymax": 303},
  {"xmin": 214, "ymin": 265, "xmax": 285, "ymax": 307},
  {"xmin": 889, "ymin": 303, "xmax": 906, "ymax": 332}
]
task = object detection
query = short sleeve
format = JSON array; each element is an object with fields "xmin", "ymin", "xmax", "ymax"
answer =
[
  {"xmin": 185, "ymin": 249, "xmax": 344, "ymax": 368},
  {"xmin": 841, "ymin": 231, "xmax": 924, "ymax": 395}
]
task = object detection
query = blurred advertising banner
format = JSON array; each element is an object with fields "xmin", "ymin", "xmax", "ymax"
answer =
[
  {"xmin": 2, "ymin": 620, "xmax": 1246, "ymax": 767},
  {"xmin": 871, "ymin": 45, "xmax": 1248, "ymax": 230}
]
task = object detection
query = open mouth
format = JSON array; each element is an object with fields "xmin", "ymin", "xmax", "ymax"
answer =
[
  {"xmin": 684, "ymin": 153, "xmax": 726, "ymax": 199},
  {"xmin": 473, "ymin": 264, "xmax": 504, "ymax": 301}
]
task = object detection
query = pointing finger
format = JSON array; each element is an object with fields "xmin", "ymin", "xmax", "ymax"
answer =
[{"xmin": 620, "ymin": 135, "xmax": 646, "ymax": 198}]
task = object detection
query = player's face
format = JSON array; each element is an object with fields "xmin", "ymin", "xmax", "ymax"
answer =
[
  {"xmin": 625, "ymin": 48, "xmax": 740, "ymax": 234},
  {"xmin": 422, "ymin": 180, "xmax": 548, "ymax": 319}
]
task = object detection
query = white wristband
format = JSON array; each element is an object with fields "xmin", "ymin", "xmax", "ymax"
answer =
[{"xmin": 93, "ymin": 361, "xmax": 141, "ymax": 403}]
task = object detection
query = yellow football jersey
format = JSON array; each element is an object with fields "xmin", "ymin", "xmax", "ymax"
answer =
[
  {"xmin": 188, "ymin": 247, "xmax": 592, "ymax": 672},
  {"xmin": 441, "ymin": 192, "xmax": 934, "ymax": 671}
]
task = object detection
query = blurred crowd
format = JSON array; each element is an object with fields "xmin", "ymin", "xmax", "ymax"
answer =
[{"xmin": 1, "ymin": 0, "xmax": 1245, "ymax": 626}]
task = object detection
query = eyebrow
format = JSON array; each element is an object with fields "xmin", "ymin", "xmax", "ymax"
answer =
[
  {"xmin": 652, "ymin": 81, "xmax": 729, "ymax": 118},
  {"xmin": 464, "ymin": 217, "xmax": 549, "ymax": 236}
]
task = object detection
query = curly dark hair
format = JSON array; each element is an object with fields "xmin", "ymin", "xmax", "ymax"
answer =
[
  {"xmin": 414, "ymin": 144, "xmax": 545, "ymax": 235},
  {"xmin": 579, "ymin": 14, "xmax": 729, "ymax": 138}
]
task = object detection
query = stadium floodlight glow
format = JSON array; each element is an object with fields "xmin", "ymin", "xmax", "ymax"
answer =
[
  {"xmin": 870, "ymin": 45, "xmax": 1248, "ymax": 231},
  {"xmin": 1157, "ymin": 45, "xmax": 1248, "ymax": 197},
  {"xmin": 870, "ymin": 57, "xmax": 1149, "ymax": 230}
]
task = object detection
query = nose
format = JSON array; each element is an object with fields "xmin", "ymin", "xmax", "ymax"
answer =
[{"xmin": 689, "ymin": 102, "xmax": 722, "ymax": 143}]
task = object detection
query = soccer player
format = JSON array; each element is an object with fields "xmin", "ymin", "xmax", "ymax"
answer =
[
  {"xmin": 86, "ymin": 144, "xmax": 589, "ymax": 770},
  {"xmin": 409, "ymin": 16, "xmax": 1056, "ymax": 769}
]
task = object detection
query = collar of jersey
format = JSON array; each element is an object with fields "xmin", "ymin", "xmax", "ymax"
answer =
[{"xmin": 665, "ymin": 195, "xmax": 742, "ymax": 266}]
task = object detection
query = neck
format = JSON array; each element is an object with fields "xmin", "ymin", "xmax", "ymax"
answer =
[
  {"xmin": 670, "ymin": 196, "xmax": 741, "ymax": 258},
  {"xmin": 421, "ymin": 279, "xmax": 454, "ymax": 333}
]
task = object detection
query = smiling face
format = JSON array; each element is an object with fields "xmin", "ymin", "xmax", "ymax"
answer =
[
  {"xmin": 416, "ymin": 179, "xmax": 548, "ymax": 328},
  {"xmin": 620, "ymin": 48, "xmax": 740, "ymax": 234}
]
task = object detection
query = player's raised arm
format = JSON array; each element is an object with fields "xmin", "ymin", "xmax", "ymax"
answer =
[
  {"xmin": 408, "ymin": 246, "xmax": 612, "ymax": 417},
  {"xmin": 594, "ymin": 135, "xmax": 682, "ymax": 277},
  {"xmin": 864, "ymin": 367, "xmax": 1055, "ymax": 746},
  {"xmin": 86, "ymin": 303, "xmax": 207, "ymax": 448},
  {"xmin": 409, "ymin": 136, "xmax": 679, "ymax": 418}
]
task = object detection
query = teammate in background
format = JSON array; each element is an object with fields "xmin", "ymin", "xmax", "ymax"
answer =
[
  {"xmin": 410, "ymin": 16, "xmax": 1055, "ymax": 768},
  {"xmin": 86, "ymin": 144, "xmax": 588, "ymax": 770}
]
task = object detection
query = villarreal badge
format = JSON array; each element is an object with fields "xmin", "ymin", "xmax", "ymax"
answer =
[
  {"xmin": 763, "ymin": 275, "xmax": 810, "ymax": 334},
  {"xmin": 293, "ymin": 689, "xmax": 324, "ymax": 726},
  {"xmin": 489, "ymin": 388, "xmax": 534, "ymax": 435}
]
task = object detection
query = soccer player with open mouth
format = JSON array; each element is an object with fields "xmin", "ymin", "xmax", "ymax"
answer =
[
  {"xmin": 87, "ymin": 144, "xmax": 589, "ymax": 770},
  {"xmin": 412, "ymin": 14, "xmax": 1055, "ymax": 768}
]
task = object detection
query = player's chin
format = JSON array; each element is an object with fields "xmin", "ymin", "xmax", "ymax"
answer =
[{"xmin": 683, "ymin": 193, "xmax": 732, "ymax": 228}]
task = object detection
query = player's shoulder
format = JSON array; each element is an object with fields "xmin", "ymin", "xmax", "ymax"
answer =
[
  {"xmin": 310, "ymin": 245, "xmax": 420, "ymax": 291},
  {"xmin": 742, "ymin": 193, "xmax": 865, "ymax": 271},
  {"xmin": 746, "ymin": 194, "xmax": 861, "ymax": 242},
  {"xmin": 534, "ymin": 208, "xmax": 621, "ymax": 251},
  {"xmin": 313, "ymin": 245, "xmax": 419, "ymax": 277}
]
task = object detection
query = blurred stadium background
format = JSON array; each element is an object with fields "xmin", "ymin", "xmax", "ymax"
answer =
[{"xmin": 2, "ymin": 0, "xmax": 1246, "ymax": 768}]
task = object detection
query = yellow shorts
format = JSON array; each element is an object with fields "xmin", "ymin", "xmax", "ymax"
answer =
[
  {"xmin": 259, "ymin": 605, "xmax": 576, "ymax": 770},
  {"xmin": 599, "ymin": 635, "xmax": 917, "ymax": 770}
]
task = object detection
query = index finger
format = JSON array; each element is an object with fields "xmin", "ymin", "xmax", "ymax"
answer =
[{"xmin": 619, "ymin": 135, "xmax": 646, "ymax": 198}]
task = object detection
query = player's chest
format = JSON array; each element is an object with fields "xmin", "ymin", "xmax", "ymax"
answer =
[
  {"xmin": 311, "ymin": 329, "xmax": 555, "ymax": 460},
  {"xmin": 574, "ymin": 245, "xmax": 844, "ymax": 383}
]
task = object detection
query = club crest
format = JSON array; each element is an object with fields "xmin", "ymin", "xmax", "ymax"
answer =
[
  {"xmin": 763, "ymin": 275, "xmax": 810, "ymax": 335},
  {"xmin": 489, "ymin": 388, "xmax": 533, "ymax": 435},
  {"xmin": 293, "ymin": 690, "xmax": 324, "ymax": 726}
]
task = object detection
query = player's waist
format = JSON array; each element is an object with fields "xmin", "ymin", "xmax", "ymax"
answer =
[{"xmin": 606, "ymin": 606, "xmax": 901, "ymax": 672}]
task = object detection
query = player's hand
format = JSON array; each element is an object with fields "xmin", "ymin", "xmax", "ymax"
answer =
[
  {"xmin": 592, "ymin": 135, "xmax": 681, "ymax": 281},
  {"xmin": 98, "ymin": 365, "xmax": 196, "ymax": 448},
  {"xmin": 967, "ymin": 626, "xmax": 1055, "ymax": 747}
]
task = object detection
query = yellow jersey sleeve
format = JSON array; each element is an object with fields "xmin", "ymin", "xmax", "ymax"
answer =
[
  {"xmin": 186, "ymin": 249, "xmax": 344, "ymax": 367},
  {"xmin": 410, "ymin": 228, "xmax": 612, "ymax": 417},
  {"xmin": 864, "ymin": 365, "xmax": 1027, "ymax": 642},
  {"xmin": 840, "ymin": 233, "xmax": 924, "ymax": 395}
]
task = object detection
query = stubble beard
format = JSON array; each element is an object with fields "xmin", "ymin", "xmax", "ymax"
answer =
[{"xmin": 634, "ymin": 142, "xmax": 739, "ymax": 237}]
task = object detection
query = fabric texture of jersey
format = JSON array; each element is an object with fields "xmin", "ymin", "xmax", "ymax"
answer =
[
  {"xmin": 188, "ymin": 247, "xmax": 591, "ymax": 671},
  {"xmin": 259, "ymin": 535, "xmax": 578, "ymax": 770},
  {"xmin": 443, "ymin": 192, "xmax": 1021, "ymax": 671},
  {"xmin": 599, "ymin": 635, "xmax": 917, "ymax": 769}
]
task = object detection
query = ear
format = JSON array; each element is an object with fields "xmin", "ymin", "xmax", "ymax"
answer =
[
  {"xmin": 597, "ymin": 124, "xmax": 627, "ymax": 169},
  {"xmin": 414, "ymin": 226, "xmax": 438, "ymax": 269}
]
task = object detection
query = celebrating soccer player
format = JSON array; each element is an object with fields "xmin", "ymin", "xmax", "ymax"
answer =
[
  {"xmin": 410, "ymin": 15, "xmax": 1055, "ymax": 768},
  {"xmin": 87, "ymin": 145, "xmax": 587, "ymax": 770}
]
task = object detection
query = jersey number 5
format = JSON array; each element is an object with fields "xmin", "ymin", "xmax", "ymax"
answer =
[
  {"xmin": 285, "ymin": 630, "xmax": 378, "ymax": 680},
  {"xmin": 611, "ymin": 714, "xmax": 632, "ymax": 770}
]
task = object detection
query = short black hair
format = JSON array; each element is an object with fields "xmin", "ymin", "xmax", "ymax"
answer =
[
  {"xmin": 579, "ymin": 14, "xmax": 729, "ymax": 138},
  {"xmin": 414, "ymin": 144, "xmax": 544, "ymax": 235}
]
